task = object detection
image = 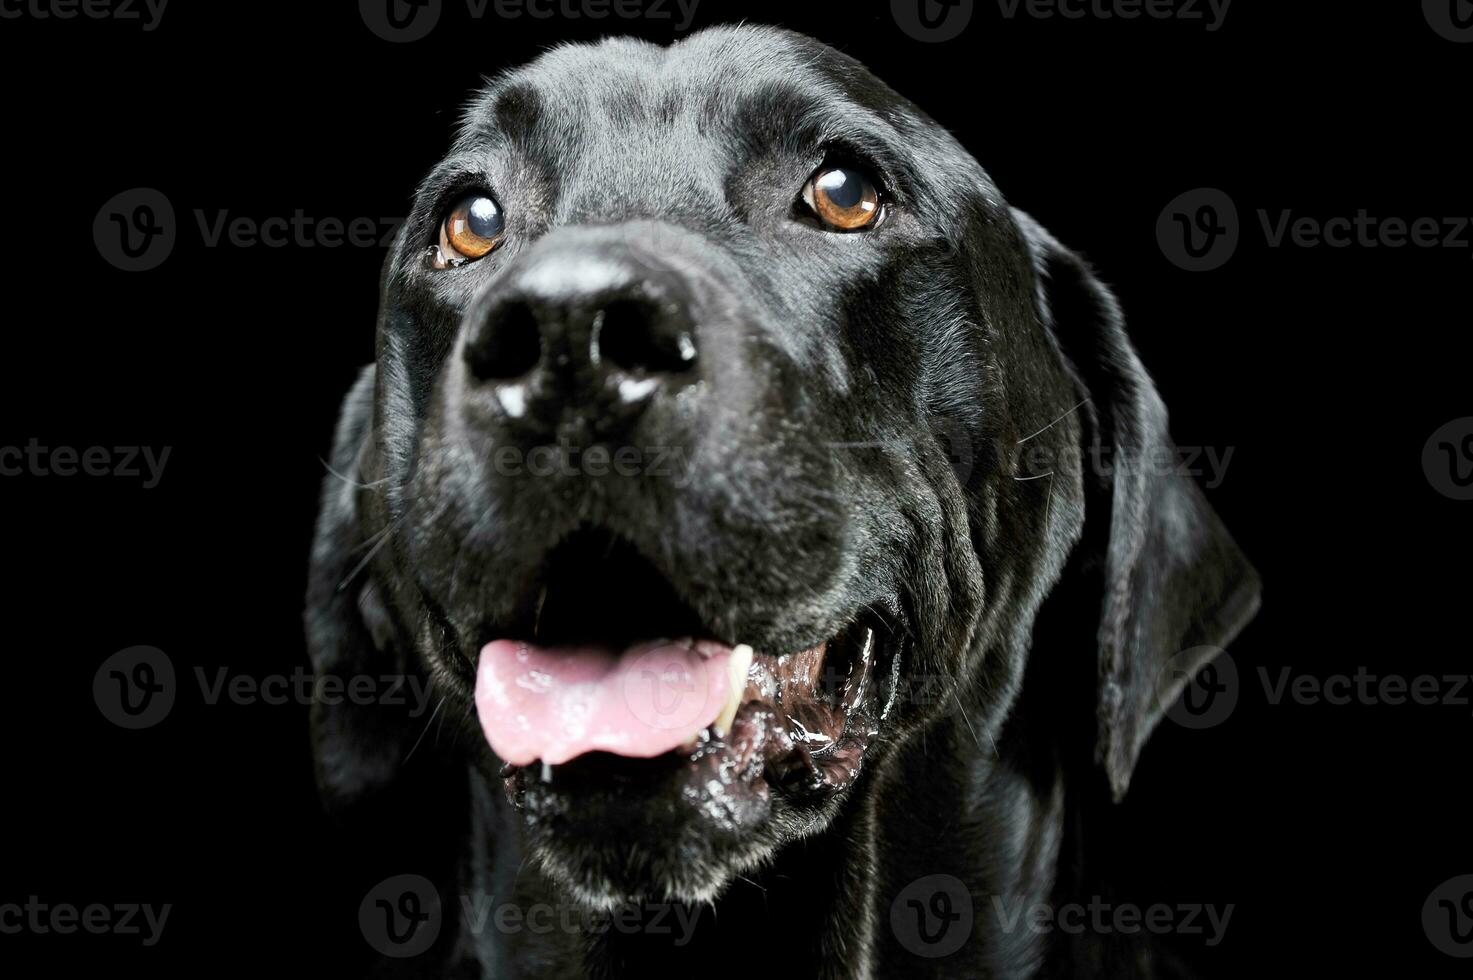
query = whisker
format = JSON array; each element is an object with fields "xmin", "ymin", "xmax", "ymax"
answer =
[
  {"xmin": 319, "ymin": 456, "xmax": 391, "ymax": 491},
  {"xmin": 403, "ymin": 697, "xmax": 445, "ymax": 764},
  {"xmin": 949, "ymin": 689, "xmax": 995, "ymax": 758},
  {"xmin": 1015, "ymin": 398, "xmax": 1089, "ymax": 445},
  {"xmin": 337, "ymin": 513, "xmax": 406, "ymax": 592}
]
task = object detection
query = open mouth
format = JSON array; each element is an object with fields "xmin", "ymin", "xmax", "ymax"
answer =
[{"xmin": 474, "ymin": 530, "xmax": 895, "ymax": 810}]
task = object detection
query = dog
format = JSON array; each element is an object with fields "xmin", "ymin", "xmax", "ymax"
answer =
[{"xmin": 306, "ymin": 25, "xmax": 1260, "ymax": 978}]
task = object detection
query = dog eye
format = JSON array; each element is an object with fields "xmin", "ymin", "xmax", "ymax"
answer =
[
  {"xmin": 801, "ymin": 166, "xmax": 882, "ymax": 231},
  {"xmin": 433, "ymin": 193, "xmax": 505, "ymax": 267}
]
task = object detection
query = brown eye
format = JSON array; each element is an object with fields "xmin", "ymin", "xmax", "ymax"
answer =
[
  {"xmin": 434, "ymin": 193, "xmax": 505, "ymax": 267},
  {"xmin": 801, "ymin": 166, "xmax": 882, "ymax": 231}
]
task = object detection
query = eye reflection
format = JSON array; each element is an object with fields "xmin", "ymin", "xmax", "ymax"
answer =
[
  {"xmin": 802, "ymin": 166, "xmax": 881, "ymax": 231},
  {"xmin": 432, "ymin": 193, "xmax": 505, "ymax": 268}
]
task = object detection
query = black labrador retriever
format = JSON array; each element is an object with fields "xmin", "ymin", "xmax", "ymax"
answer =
[{"xmin": 307, "ymin": 25, "xmax": 1259, "ymax": 978}]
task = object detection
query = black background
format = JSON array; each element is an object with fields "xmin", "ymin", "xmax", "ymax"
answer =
[{"xmin": 2, "ymin": 0, "xmax": 1469, "ymax": 975}]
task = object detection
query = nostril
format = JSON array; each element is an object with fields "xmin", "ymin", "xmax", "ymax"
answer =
[
  {"xmin": 466, "ymin": 302, "xmax": 542, "ymax": 381},
  {"xmin": 594, "ymin": 298, "xmax": 697, "ymax": 375}
]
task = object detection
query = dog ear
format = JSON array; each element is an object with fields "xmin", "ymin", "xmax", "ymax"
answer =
[
  {"xmin": 305, "ymin": 364, "xmax": 428, "ymax": 812},
  {"xmin": 1014, "ymin": 210, "xmax": 1262, "ymax": 802}
]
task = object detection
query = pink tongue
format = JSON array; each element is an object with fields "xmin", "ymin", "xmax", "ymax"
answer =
[{"xmin": 475, "ymin": 638, "xmax": 736, "ymax": 766}]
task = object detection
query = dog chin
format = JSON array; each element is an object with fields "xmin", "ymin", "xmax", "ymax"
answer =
[
  {"xmin": 498, "ymin": 740, "xmax": 802, "ymax": 911},
  {"xmin": 528, "ymin": 830, "xmax": 780, "ymax": 914}
]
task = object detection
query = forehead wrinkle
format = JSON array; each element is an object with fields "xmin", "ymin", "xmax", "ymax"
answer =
[
  {"xmin": 711, "ymin": 80, "xmax": 908, "ymax": 166},
  {"xmin": 455, "ymin": 25, "xmax": 846, "ymax": 145},
  {"xmin": 554, "ymin": 113, "xmax": 727, "ymax": 225},
  {"xmin": 446, "ymin": 27, "xmax": 930, "ymax": 224}
]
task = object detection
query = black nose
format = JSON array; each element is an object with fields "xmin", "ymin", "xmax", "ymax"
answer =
[{"xmin": 463, "ymin": 238, "xmax": 700, "ymax": 435}]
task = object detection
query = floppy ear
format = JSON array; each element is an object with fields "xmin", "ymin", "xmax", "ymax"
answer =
[
  {"xmin": 305, "ymin": 364, "xmax": 427, "ymax": 811},
  {"xmin": 1014, "ymin": 210, "xmax": 1262, "ymax": 802}
]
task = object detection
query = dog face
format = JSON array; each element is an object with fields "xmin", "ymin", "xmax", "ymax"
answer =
[{"xmin": 307, "ymin": 26, "xmax": 1258, "ymax": 913}]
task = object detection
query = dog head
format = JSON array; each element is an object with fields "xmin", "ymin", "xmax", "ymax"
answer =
[{"xmin": 306, "ymin": 26, "xmax": 1258, "ymax": 911}]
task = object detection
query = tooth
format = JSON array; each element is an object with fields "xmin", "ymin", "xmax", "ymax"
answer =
[{"xmin": 714, "ymin": 644, "xmax": 753, "ymax": 737}]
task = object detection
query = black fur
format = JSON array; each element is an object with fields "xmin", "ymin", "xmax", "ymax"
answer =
[{"xmin": 306, "ymin": 26, "xmax": 1259, "ymax": 978}]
